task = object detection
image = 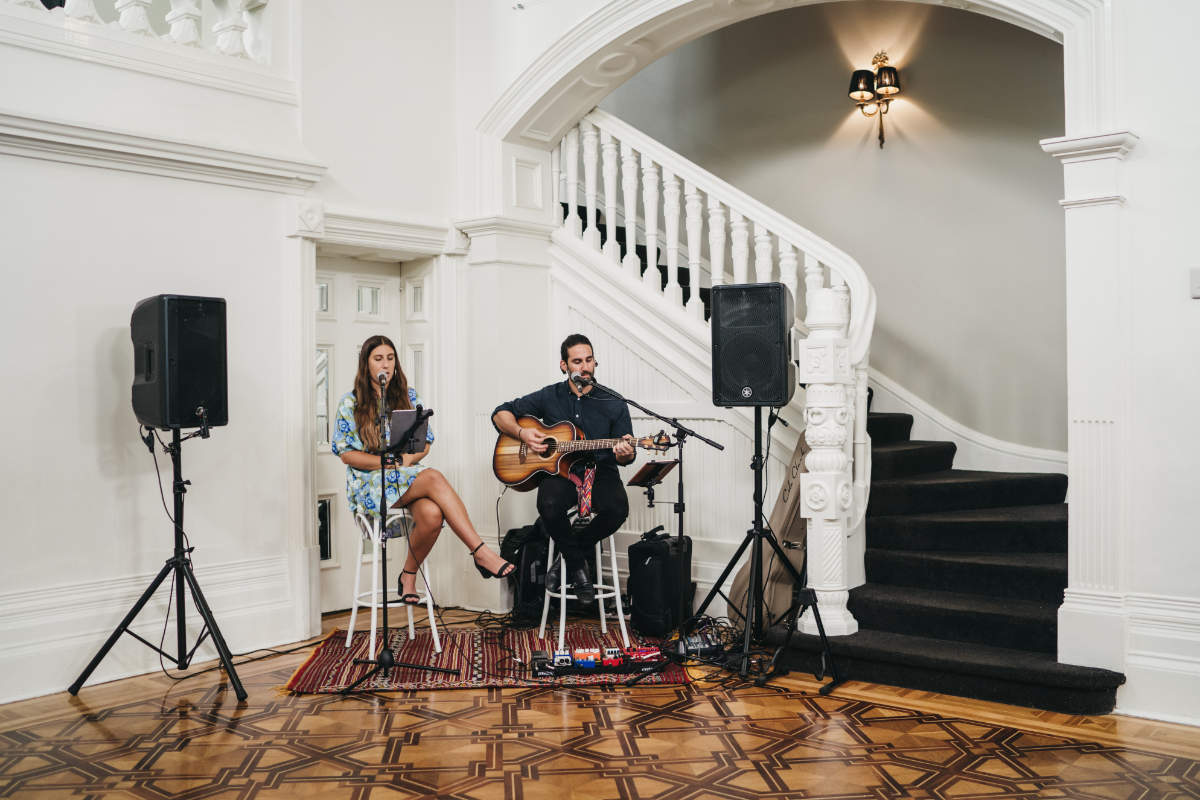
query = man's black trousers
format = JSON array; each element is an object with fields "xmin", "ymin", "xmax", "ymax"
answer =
[{"xmin": 536, "ymin": 470, "xmax": 629, "ymax": 569}]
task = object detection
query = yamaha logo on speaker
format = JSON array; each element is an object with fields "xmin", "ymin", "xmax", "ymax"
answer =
[{"xmin": 741, "ymin": 386, "xmax": 753, "ymax": 398}]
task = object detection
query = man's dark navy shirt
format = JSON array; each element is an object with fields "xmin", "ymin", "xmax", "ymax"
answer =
[{"xmin": 493, "ymin": 380, "xmax": 633, "ymax": 473}]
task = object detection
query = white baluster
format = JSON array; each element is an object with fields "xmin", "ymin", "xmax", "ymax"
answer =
[
  {"xmin": 779, "ymin": 240, "xmax": 799, "ymax": 303},
  {"xmin": 243, "ymin": 0, "xmax": 269, "ymax": 63},
  {"xmin": 551, "ymin": 144, "xmax": 561, "ymax": 226},
  {"xmin": 581, "ymin": 120, "xmax": 600, "ymax": 250},
  {"xmin": 166, "ymin": 0, "xmax": 203, "ymax": 46},
  {"xmin": 753, "ymin": 222, "xmax": 773, "ymax": 283},
  {"xmin": 64, "ymin": 0, "xmax": 102, "ymax": 23},
  {"xmin": 213, "ymin": 0, "xmax": 249, "ymax": 58},
  {"xmin": 620, "ymin": 143, "xmax": 640, "ymax": 279},
  {"xmin": 115, "ymin": 0, "xmax": 154, "ymax": 36},
  {"xmin": 662, "ymin": 169, "xmax": 682, "ymax": 307},
  {"xmin": 558, "ymin": 138, "xmax": 568, "ymax": 225},
  {"xmin": 565, "ymin": 126, "xmax": 581, "ymax": 238},
  {"xmin": 707, "ymin": 198, "xmax": 726, "ymax": 289},
  {"xmin": 684, "ymin": 181, "xmax": 705, "ymax": 319},
  {"xmin": 601, "ymin": 131, "xmax": 620, "ymax": 264},
  {"xmin": 804, "ymin": 252, "xmax": 824, "ymax": 295},
  {"xmin": 641, "ymin": 155, "xmax": 660, "ymax": 292},
  {"xmin": 730, "ymin": 210, "xmax": 749, "ymax": 285}
]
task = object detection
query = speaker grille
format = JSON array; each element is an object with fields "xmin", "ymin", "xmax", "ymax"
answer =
[{"xmin": 711, "ymin": 283, "xmax": 795, "ymax": 407}]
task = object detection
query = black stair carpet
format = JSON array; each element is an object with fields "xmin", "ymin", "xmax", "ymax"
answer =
[{"xmin": 774, "ymin": 410, "xmax": 1125, "ymax": 714}]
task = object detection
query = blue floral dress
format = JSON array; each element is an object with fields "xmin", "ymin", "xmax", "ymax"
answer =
[{"xmin": 331, "ymin": 387, "xmax": 435, "ymax": 516}]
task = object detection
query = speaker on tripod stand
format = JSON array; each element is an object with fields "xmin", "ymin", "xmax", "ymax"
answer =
[
  {"xmin": 70, "ymin": 295, "xmax": 246, "ymax": 700},
  {"xmin": 688, "ymin": 283, "xmax": 840, "ymax": 689}
]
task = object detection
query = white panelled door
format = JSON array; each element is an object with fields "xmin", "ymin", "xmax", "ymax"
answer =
[{"xmin": 314, "ymin": 257, "xmax": 404, "ymax": 614}]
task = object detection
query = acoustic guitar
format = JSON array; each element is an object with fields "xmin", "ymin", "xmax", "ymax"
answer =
[{"xmin": 493, "ymin": 416, "xmax": 673, "ymax": 491}]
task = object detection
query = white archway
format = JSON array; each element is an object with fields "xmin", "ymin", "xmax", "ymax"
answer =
[
  {"xmin": 476, "ymin": 0, "xmax": 1136, "ymax": 677},
  {"xmin": 479, "ymin": 0, "xmax": 1113, "ymax": 147}
]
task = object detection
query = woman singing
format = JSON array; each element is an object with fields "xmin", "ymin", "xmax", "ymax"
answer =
[{"xmin": 332, "ymin": 335, "xmax": 514, "ymax": 604}]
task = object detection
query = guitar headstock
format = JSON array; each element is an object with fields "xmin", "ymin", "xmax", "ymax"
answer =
[{"xmin": 638, "ymin": 430, "xmax": 675, "ymax": 453}]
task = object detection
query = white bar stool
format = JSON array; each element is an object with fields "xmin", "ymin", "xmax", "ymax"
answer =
[
  {"xmin": 348, "ymin": 509, "xmax": 441, "ymax": 654},
  {"xmin": 538, "ymin": 529, "xmax": 630, "ymax": 651}
]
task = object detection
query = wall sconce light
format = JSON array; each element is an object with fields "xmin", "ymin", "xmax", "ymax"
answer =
[{"xmin": 848, "ymin": 51, "xmax": 902, "ymax": 148}]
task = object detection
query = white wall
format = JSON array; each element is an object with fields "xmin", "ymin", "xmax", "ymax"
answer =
[
  {"xmin": 0, "ymin": 155, "xmax": 301, "ymax": 701},
  {"xmin": 299, "ymin": 0, "xmax": 457, "ymax": 218},
  {"xmin": 1107, "ymin": 0, "xmax": 1200, "ymax": 722},
  {"xmin": 601, "ymin": 1, "xmax": 1067, "ymax": 451}
]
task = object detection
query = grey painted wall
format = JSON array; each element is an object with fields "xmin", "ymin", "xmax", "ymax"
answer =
[{"xmin": 601, "ymin": 1, "xmax": 1066, "ymax": 450}]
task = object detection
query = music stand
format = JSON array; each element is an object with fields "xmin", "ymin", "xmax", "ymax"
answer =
[
  {"xmin": 340, "ymin": 403, "xmax": 459, "ymax": 694},
  {"xmin": 627, "ymin": 460, "xmax": 678, "ymax": 508}
]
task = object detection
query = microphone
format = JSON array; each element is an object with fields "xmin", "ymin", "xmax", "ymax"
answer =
[
  {"xmin": 570, "ymin": 371, "xmax": 593, "ymax": 388},
  {"xmin": 377, "ymin": 370, "xmax": 387, "ymax": 385}
]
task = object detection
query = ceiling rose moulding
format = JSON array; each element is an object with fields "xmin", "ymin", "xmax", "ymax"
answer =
[
  {"xmin": 0, "ymin": 6, "xmax": 297, "ymax": 105},
  {"xmin": 0, "ymin": 111, "xmax": 325, "ymax": 194},
  {"xmin": 479, "ymin": 0, "xmax": 1086, "ymax": 146}
]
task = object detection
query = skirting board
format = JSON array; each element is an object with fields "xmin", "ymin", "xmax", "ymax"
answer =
[
  {"xmin": 1115, "ymin": 593, "xmax": 1200, "ymax": 725},
  {"xmin": 0, "ymin": 555, "xmax": 297, "ymax": 704},
  {"xmin": 868, "ymin": 368, "xmax": 1067, "ymax": 475}
]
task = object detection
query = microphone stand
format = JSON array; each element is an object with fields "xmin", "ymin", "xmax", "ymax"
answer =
[
  {"xmin": 340, "ymin": 380, "xmax": 457, "ymax": 695},
  {"xmin": 582, "ymin": 377, "xmax": 723, "ymax": 630}
]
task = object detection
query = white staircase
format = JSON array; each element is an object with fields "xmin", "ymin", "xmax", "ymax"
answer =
[{"xmin": 547, "ymin": 109, "xmax": 877, "ymax": 633}]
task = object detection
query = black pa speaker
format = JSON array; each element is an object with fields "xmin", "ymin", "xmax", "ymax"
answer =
[
  {"xmin": 711, "ymin": 282, "xmax": 796, "ymax": 407},
  {"xmin": 131, "ymin": 294, "xmax": 228, "ymax": 429}
]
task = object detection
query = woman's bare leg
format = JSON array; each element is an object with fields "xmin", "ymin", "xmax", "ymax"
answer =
[
  {"xmin": 399, "ymin": 468, "xmax": 512, "ymax": 576},
  {"xmin": 399, "ymin": 497, "xmax": 443, "ymax": 597}
]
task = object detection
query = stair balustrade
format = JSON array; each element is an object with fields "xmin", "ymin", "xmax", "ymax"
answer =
[
  {"xmin": 552, "ymin": 108, "xmax": 878, "ymax": 635},
  {"xmin": 3, "ymin": 0, "xmax": 272, "ymax": 62}
]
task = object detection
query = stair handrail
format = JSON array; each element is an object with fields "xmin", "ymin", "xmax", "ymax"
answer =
[{"xmin": 582, "ymin": 108, "xmax": 876, "ymax": 365}]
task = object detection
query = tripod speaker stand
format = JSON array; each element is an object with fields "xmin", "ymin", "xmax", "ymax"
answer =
[
  {"xmin": 69, "ymin": 424, "xmax": 247, "ymax": 700},
  {"xmin": 685, "ymin": 407, "xmax": 842, "ymax": 692}
]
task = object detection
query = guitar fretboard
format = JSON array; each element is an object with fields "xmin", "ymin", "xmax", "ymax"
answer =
[{"xmin": 556, "ymin": 438, "xmax": 631, "ymax": 453}]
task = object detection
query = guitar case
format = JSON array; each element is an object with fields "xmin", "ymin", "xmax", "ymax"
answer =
[{"xmin": 627, "ymin": 528, "xmax": 695, "ymax": 637}]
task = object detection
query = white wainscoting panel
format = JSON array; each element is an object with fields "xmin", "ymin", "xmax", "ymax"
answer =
[{"xmin": 0, "ymin": 555, "xmax": 293, "ymax": 704}]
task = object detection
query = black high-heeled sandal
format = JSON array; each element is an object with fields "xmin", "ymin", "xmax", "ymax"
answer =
[
  {"xmin": 397, "ymin": 568, "xmax": 422, "ymax": 605},
  {"xmin": 470, "ymin": 542, "xmax": 515, "ymax": 579}
]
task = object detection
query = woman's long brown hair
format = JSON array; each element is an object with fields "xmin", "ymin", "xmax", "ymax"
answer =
[{"xmin": 353, "ymin": 335, "xmax": 412, "ymax": 452}]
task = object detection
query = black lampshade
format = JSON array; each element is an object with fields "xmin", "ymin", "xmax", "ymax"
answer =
[
  {"xmin": 875, "ymin": 65, "xmax": 900, "ymax": 96},
  {"xmin": 848, "ymin": 69, "xmax": 875, "ymax": 102}
]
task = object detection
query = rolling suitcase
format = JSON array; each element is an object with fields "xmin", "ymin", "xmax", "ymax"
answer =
[{"xmin": 627, "ymin": 527, "xmax": 694, "ymax": 637}]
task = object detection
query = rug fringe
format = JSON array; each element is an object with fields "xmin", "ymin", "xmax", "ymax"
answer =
[{"xmin": 283, "ymin": 628, "xmax": 340, "ymax": 691}]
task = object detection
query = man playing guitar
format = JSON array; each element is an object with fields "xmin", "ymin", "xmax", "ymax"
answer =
[{"xmin": 492, "ymin": 334, "xmax": 635, "ymax": 602}]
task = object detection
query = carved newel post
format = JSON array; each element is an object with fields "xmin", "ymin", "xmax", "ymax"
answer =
[{"xmin": 797, "ymin": 267, "xmax": 859, "ymax": 636}]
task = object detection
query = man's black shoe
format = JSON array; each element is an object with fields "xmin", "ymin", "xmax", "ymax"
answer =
[
  {"xmin": 546, "ymin": 556, "xmax": 562, "ymax": 589},
  {"xmin": 570, "ymin": 567, "xmax": 595, "ymax": 604}
]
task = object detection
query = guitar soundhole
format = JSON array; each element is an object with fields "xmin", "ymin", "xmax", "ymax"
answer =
[{"xmin": 542, "ymin": 438, "xmax": 557, "ymax": 457}]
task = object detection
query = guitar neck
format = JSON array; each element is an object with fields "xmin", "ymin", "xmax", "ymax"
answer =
[{"xmin": 557, "ymin": 438, "xmax": 639, "ymax": 453}]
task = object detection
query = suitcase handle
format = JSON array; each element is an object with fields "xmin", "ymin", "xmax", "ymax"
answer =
[{"xmin": 641, "ymin": 525, "xmax": 666, "ymax": 541}]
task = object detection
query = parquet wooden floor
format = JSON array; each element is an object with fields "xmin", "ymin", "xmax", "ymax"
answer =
[{"xmin": 1, "ymin": 610, "xmax": 1197, "ymax": 799}]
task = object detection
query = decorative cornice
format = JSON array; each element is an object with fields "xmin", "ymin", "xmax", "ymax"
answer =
[
  {"xmin": 1040, "ymin": 130, "xmax": 1140, "ymax": 162},
  {"xmin": 455, "ymin": 215, "xmax": 558, "ymax": 240},
  {"xmin": 0, "ymin": 110, "xmax": 325, "ymax": 194},
  {"xmin": 322, "ymin": 208, "xmax": 452, "ymax": 256},
  {"xmin": 0, "ymin": 5, "xmax": 297, "ymax": 105}
]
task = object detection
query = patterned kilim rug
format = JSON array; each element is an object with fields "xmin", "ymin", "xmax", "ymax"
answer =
[{"xmin": 285, "ymin": 624, "xmax": 689, "ymax": 692}]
